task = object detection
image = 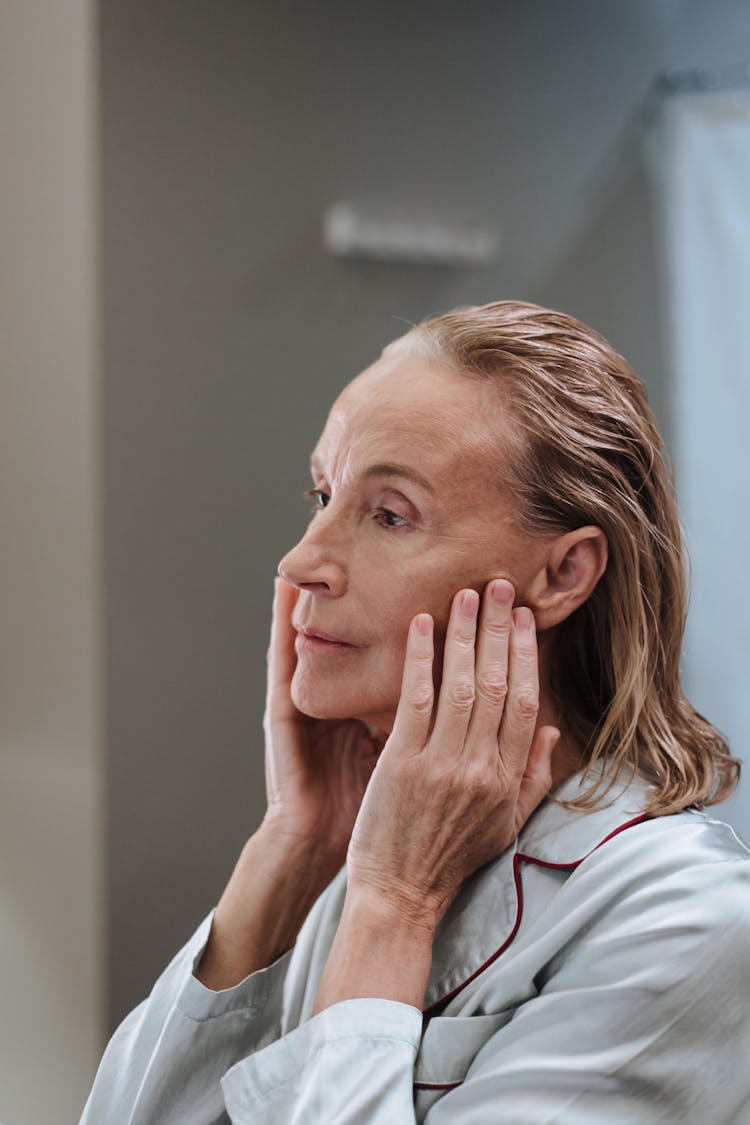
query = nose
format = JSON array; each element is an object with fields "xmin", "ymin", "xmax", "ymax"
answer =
[{"xmin": 277, "ymin": 513, "xmax": 348, "ymax": 597}]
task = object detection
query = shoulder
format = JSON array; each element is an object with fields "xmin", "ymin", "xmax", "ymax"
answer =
[
  {"xmin": 552, "ymin": 809, "xmax": 750, "ymax": 979},
  {"xmin": 521, "ymin": 762, "xmax": 750, "ymax": 889},
  {"xmin": 517, "ymin": 780, "xmax": 750, "ymax": 968},
  {"xmin": 578, "ymin": 805, "xmax": 750, "ymax": 889}
]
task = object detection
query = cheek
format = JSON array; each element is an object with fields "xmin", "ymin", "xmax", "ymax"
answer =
[
  {"xmin": 377, "ymin": 578, "xmax": 455, "ymax": 679},
  {"xmin": 401, "ymin": 571, "xmax": 466, "ymax": 634},
  {"xmin": 379, "ymin": 584, "xmax": 428, "ymax": 641}
]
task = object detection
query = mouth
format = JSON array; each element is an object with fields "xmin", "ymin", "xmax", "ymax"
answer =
[{"xmin": 295, "ymin": 627, "xmax": 359, "ymax": 653}]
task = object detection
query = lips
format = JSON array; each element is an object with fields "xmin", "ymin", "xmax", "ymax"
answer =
[
  {"xmin": 295, "ymin": 627, "xmax": 359, "ymax": 651},
  {"xmin": 301, "ymin": 628, "xmax": 353, "ymax": 644}
]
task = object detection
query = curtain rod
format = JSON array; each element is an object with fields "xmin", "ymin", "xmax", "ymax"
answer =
[
  {"xmin": 655, "ymin": 62, "xmax": 750, "ymax": 97},
  {"xmin": 577, "ymin": 60, "xmax": 750, "ymax": 227}
]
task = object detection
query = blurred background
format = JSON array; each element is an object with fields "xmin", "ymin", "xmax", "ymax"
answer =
[{"xmin": 2, "ymin": 1, "xmax": 749, "ymax": 1121}]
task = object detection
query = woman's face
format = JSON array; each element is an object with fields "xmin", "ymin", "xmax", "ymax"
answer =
[{"xmin": 278, "ymin": 347, "xmax": 548, "ymax": 731}]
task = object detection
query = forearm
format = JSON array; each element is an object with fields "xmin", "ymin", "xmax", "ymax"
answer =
[
  {"xmin": 82, "ymin": 896, "xmax": 297, "ymax": 1125},
  {"xmin": 312, "ymin": 884, "xmax": 436, "ymax": 1015},
  {"xmin": 195, "ymin": 824, "xmax": 336, "ymax": 990},
  {"xmin": 212, "ymin": 880, "xmax": 433, "ymax": 1121}
]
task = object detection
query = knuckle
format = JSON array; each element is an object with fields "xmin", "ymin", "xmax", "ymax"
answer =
[
  {"xmin": 430, "ymin": 761, "xmax": 456, "ymax": 791},
  {"xmin": 410, "ymin": 684, "xmax": 434, "ymax": 716},
  {"xmin": 447, "ymin": 679, "xmax": 475, "ymax": 711},
  {"xmin": 513, "ymin": 690, "xmax": 539, "ymax": 722},
  {"xmin": 463, "ymin": 763, "xmax": 493, "ymax": 798},
  {"xmin": 483, "ymin": 618, "xmax": 511, "ymax": 642},
  {"xmin": 475, "ymin": 671, "xmax": 508, "ymax": 707},
  {"xmin": 453, "ymin": 628, "xmax": 476, "ymax": 652}
]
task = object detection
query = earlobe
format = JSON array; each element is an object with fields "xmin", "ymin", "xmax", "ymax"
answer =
[{"xmin": 529, "ymin": 526, "xmax": 608, "ymax": 630}]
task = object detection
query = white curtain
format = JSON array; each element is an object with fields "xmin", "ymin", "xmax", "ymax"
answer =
[{"xmin": 648, "ymin": 88, "xmax": 750, "ymax": 840}]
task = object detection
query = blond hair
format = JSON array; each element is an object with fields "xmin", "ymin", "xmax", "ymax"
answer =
[{"xmin": 394, "ymin": 300, "xmax": 739, "ymax": 815}]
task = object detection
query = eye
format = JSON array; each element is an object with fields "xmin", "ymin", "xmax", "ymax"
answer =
[
  {"xmin": 305, "ymin": 488, "xmax": 330, "ymax": 511},
  {"xmin": 375, "ymin": 508, "xmax": 409, "ymax": 529}
]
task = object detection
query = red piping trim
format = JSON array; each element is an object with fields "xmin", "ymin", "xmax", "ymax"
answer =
[
  {"xmin": 420, "ymin": 852, "xmax": 526, "ymax": 1020},
  {"xmin": 414, "ymin": 1080, "xmax": 463, "ymax": 1091},
  {"xmin": 421, "ymin": 814, "xmax": 648, "ymax": 1017},
  {"xmin": 516, "ymin": 814, "xmax": 650, "ymax": 871},
  {"xmin": 413, "ymin": 812, "xmax": 649, "ymax": 1090}
]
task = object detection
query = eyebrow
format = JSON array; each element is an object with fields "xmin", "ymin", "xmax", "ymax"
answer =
[{"xmin": 309, "ymin": 457, "xmax": 435, "ymax": 495}]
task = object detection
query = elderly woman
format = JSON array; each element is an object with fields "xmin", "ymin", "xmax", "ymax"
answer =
[{"xmin": 81, "ymin": 301, "xmax": 750, "ymax": 1123}]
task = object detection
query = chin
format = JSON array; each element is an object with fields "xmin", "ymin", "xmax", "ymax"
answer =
[
  {"xmin": 291, "ymin": 670, "xmax": 393, "ymax": 726},
  {"xmin": 292, "ymin": 696, "xmax": 348, "ymax": 720},
  {"xmin": 291, "ymin": 673, "xmax": 355, "ymax": 720}
]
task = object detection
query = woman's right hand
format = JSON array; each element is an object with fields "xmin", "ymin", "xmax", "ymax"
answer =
[
  {"xmin": 196, "ymin": 577, "xmax": 380, "ymax": 989},
  {"xmin": 260, "ymin": 577, "xmax": 383, "ymax": 881}
]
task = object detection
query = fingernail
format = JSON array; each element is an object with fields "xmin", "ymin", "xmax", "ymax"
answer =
[
  {"xmin": 491, "ymin": 580, "xmax": 514, "ymax": 606},
  {"xmin": 415, "ymin": 613, "xmax": 433, "ymax": 636},
  {"xmin": 514, "ymin": 607, "xmax": 534, "ymax": 631},
  {"xmin": 461, "ymin": 589, "xmax": 480, "ymax": 617}
]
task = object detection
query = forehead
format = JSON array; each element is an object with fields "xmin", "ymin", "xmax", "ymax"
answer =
[{"xmin": 312, "ymin": 352, "xmax": 502, "ymax": 483}]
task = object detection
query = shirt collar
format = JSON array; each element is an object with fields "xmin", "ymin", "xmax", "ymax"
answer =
[
  {"xmin": 516, "ymin": 761, "xmax": 654, "ymax": 865},
  {"xmin": 423, "ymin": 763, "xmax": 653, "ymax": 1013}
]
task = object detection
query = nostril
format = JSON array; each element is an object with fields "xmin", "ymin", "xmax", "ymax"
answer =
[
  {"xmin": 276, "ymin": 538, "xmax": 346, "ymax": 597},
  {"xmin": 298, "ymin": 580, "xmax": 332, "ymax": 594}
]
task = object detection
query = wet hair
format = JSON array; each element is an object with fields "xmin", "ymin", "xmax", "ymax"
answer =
[{"xmin": 386, "ymin": 299, "xmax": 739, "ymax": 814}]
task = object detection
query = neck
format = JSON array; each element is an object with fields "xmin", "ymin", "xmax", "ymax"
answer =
[{"xmin": 537, "ymin": 630, "xmax": 584, "ymax": 791}]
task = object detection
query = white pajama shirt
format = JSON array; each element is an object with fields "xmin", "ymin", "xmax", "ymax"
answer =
[{"xmin": 81, "ymin": 768, "xmax": 750, "ymax": 1123}]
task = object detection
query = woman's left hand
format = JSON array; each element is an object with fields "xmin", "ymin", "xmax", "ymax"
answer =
[{"xmin": 346, "ymin": 579, "xmax": 560, "ymax": 928}]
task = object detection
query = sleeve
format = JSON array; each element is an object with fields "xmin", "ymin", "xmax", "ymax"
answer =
[
  {"xmin": 217, "ymin": 855, "xmax": 750, "ymax": 1125},
  {"xmin": 220, "ymin": 998, "xmax": 423, "ymax": 1123},
  {"xmin": 79, "ymin": 909, "xmax": 294, "ymax": 1125}
]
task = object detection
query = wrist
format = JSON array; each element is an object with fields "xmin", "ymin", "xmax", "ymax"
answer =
[
  {"xmin": 256, "ymin": 816, "xmax": 344, "ymax": 885},
  {"xmin": 194, "ymin": 827, "xmax": 335, "ymax": 990},
  {"xmin": 345, "ymin": 879, "xmax": 440, "ymax": 940},
  {"xmin": 312, "ymin": 882, "xmax": 436, "ymax": 1015}
]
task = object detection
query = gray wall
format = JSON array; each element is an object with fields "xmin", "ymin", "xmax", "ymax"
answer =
[
  {"xmin": 100, "ymin": 0, "xmax": 750, "ymax": 1032},
  {"xmin": 0, "ymin": 3, "xmax": 101, "ymax": 1123},
  {"xmin": 538, "ymin": 151, "xmax": 669, "ymax": 441}
]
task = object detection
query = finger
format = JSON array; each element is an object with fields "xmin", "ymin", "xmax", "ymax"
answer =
[
  {"xmin": 388, "ymin": 613, "xmax": 435, "ymax": 754},
  {"xmin": 266, "ymin": 577, "xmax": 300, "ymax": 707},
  {"xmin": 430, "ymin": 588, "xmax": 480, "ymax": 758},
  {"xmin": 516, "ymin": 725, "xmax": 559, "ymax": 824},
  {"xmin": 497, "ymin": 607, "xmax": 540, "ymax": 779},
  {"xmin": 466, "ymin": 579, "xmax": 514, "ymax": 752}
]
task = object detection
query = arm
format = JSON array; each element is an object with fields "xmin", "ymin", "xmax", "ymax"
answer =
[
  {"xmin": 220, "ymin": 843, "xmax": 750, "ymax": 1125},
  {"xmin": 217, "ymin": 581, "xmax": 750, "ymax": 1123},
  {"xmin": 79, "ymin": 826, "xmax": 335, "ymax": 1125},
  {"xmin": 314, "ymin": 586, "xmax": 555, "ymax": 1016},
  {"xmin": 219, "ymin": 581, "xmax": 558, "ymax": 1122},
  {"xmin": 193, "ymin": 823, "xmax": 335, "ymax": 991},
  {"xmin": 80, "ymin": 578, "xmax": 383, "ymax": 1124}
]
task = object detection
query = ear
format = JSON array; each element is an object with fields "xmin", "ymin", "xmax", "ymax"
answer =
[{"xmin": 524, "ymin": 526, "xmax": 608, "ymax": 630}]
